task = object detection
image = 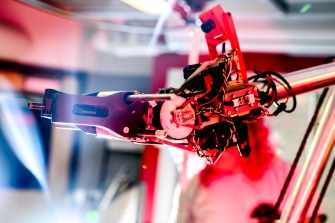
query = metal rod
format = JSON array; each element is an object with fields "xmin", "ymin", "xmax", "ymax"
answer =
[
  {"xmin": 126, "ymin": 93, "xmax": 175, "ymax": 102},
  {"xmin": 277, "ymin": 62, "xmax": 335, "ymax": 100},
  {"xmin": 279, "ymin": 87, "xmax": 335, "ymax": 223},
  {"xmin": 129, "ymin": 63, "xmax": 335, "ymax": 102},
  {"xmin": 271, "ymin": 88, "xmax": 329, "ymax": 222},
  {"xmin": 309, "ymin": 156, "xmax": 335, "ymax": 223},
  {"xmin": 28, "ymin": 102, "xmax": 46, "ymax": 110}
]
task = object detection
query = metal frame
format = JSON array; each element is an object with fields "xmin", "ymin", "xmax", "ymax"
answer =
[{"xmin": 276, "ymin": 62, "xmax": 335, "ymax": 222}]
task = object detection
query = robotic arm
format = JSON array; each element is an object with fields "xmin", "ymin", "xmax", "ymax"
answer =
[{"xmin": 29, "ymin": 5, "xmax": 334, "ymax": 165}]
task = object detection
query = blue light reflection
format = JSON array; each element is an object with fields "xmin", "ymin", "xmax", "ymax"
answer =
[{"xmin": 0, "ymin": 77, "xmax": 48, "ymax": 193}]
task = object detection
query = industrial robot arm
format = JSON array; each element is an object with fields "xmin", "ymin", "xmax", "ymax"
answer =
[{"xmin": 29, "ymin": 5, "xmax": 334, "ymax": 164}]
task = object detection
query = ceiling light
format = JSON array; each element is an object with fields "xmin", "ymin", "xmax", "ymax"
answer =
[{"xmin": 121, "ymin": 0, "xmax": 171, "ymax": 14}]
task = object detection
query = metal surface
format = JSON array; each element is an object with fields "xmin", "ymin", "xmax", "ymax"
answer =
[
  {"xmin": 277, "ymin": 62, "xmax": 335, "ymax": 99},
  {"xmin": 49, "ymin": 91, "xmax": 149, "ymax": 137},
  {"xmin": 279, "ymin": 87, "xmax": 335, "ymax": 223}
]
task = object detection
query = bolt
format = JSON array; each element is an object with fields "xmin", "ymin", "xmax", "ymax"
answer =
[
  {"xmin": 227, "ymin": 111, "xmax": 231, "ymax": 115},
  {"xmin": 123, "ymin": 127, "xmax": 129, "ymax": 134}
]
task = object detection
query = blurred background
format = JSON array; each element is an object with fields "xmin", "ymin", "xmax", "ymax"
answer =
[{"xmin": 0, "ymin": 0, "xmax": 334, "ymax": 222}]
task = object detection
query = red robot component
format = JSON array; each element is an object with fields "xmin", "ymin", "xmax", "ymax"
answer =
[
  {"xmin": 199, "ymin": 5, "xmax": 247, "ymax": 83},
  {"xmin": 30, "ymin": 5, "xmax": 295, "ymax": 164}
]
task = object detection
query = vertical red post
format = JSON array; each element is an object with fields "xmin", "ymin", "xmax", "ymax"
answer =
[{"xmin": 139, "ymin": 145, "xmax": 160, "ymax": 222}]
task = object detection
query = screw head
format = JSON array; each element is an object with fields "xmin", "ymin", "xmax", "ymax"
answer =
[{"xmin": 123, "ymin": 127, "xmax": 129, "ymax": 134}]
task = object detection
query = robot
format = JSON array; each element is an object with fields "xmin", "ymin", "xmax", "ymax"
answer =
[
  {"xmin": 29, "ymin": 5, "xmax": 298, "ymax": 164},
  {"xmin": 28, "ymin": 5, "xmax": 335, "ymax": 221}
]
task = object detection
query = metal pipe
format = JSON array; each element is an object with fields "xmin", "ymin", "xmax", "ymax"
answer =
[
  {"xmin": 127, "ymin": 62, "xmax": 335, "ymax": 103},
  {"xmin": 277, "ymin": 62, "xmax": 335, "ymax": 100},
  {"xmin": 128, "ymin": 62, "xmax": 335, "ymax": 103},
  {"xmin": 279, "ymin": 87, "xmax": 335, "ymax": 223}
]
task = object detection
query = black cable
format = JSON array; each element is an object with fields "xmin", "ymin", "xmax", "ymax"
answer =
[
  {"xmin": 265, "ymin": 71, "xmax": 297, "ymax": 113},
  {"xmin": 267, "ymin": 76, "xmax": 277, "ymax": 109},
  {"xmin": 248, "ymin": 70, "xmax": 297, "ymax": 115},
  {"xmin": 222, "ymin": 42, "xmax": 226, "ymax": 53},
  {"xmin": 269, "ymin": 88, "xmax": 329, "ymax": 222}
]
